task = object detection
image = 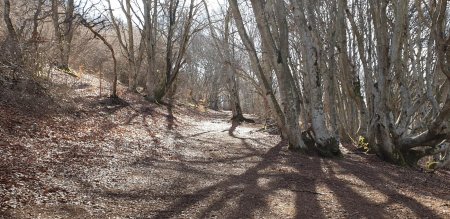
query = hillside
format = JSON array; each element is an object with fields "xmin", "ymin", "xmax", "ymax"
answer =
[{"xmin": 1, "ymin": 72, "xmax": 449, "ymax": 219}]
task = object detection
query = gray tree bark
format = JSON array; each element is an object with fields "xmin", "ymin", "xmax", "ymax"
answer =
[{"xmin": 51, "ymin": 0, "xmax": 74, "ymax": 70}]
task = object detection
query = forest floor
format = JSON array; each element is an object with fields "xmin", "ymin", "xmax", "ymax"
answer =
[{"xmin": 1, "ymin": 72, "xmax": 450, "ymax": 219}]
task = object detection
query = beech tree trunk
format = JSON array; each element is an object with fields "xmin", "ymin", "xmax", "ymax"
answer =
[
  {"xmin": 337, "ymin": 0, "xmax": 368, "ymax": 138},
  {"xmin": 356, "ymin": 0, "xmax": 450, "ymax": 167},
  {"xmin": 290, "ymin": 0, "xmax": 340, "ymax": 156},
  {"xmin": 250, "ymin": 0, "xmax": 307, "ymax": 151},
  {"xmin": 224, "ymin": 10, "xmax": 244, "ymax": 121},
  {"xmin": 51, "ymin": 0, "xmax": 74, "ymax": 70}
]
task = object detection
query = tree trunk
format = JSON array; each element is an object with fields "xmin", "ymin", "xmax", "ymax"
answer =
[
  {"xmin": 290, "ymin": 0, "xmax": 340, "ymax": 156},
  {"xmin": 62, "ymin": 0, "xmax": 74, "ymax": 70},
  {"xmin": 30, "ymin": 0, "xmax": 44, "ymax": 74},
  {"xmin": 247, "ymin": 0, "xmax": 309, "ymax": 151},
  {"xmin": 126, "ymin": 0, "xmax": 137, "ymax": 91},
  {"xmin": 204, "ymin": 1, "xmax": 244, "ymax": 121},
  {"xmin": 51, "ymin": 0, "xmax": 74, "ymax": 70},
  {"xmin": 337, "ymin": 0, "xmax": 368, "ymax": 138},
  {"xmin": 224, "ymin": 9, "xmax": 244, "ymax": 121},
  {"xmin": 153, "ymin": 0, "xmax": 195, "ymax": 102},
  {"xmin": 367, "ymin": 0, "xmax": 397, "ymax": 161},
  {"xmin": 80, "ymin": 18, "xmax": 118, "ymax": 98},
  {"xmin": 144, "ymin": 0, "xmax": 158, "ymax": 100},
  {"xmin": 228, "ymin": 0, "xmax": 288, "ymax": 140},
  {"xmin": 3, "ymin": 0, "xmax": 17, "ymax": 40}
]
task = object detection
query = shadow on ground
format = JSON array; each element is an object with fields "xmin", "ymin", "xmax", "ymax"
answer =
[
  {"xmin": 86, "ymin": 115, "xmax": 449, "ymax": 218},
  {"xmin": 4, "ymin": 102, "xmax": 449, "ymax": 218}
]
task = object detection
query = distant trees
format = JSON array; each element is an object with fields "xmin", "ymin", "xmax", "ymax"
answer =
[
  {"xmin": 203, "ymin": 1, "xmax": 245, "ymax": 121},
  {"xmin": 105, "ymin": 0, "xmax": 199, "ymax": 102},
  {"xmin": 152, "ymin": 0, "xmax": 198, "ymax": 102},
  {"xmin": 228, "ymin": 0, "xmax": 287, "ymax": 140},
  {"xmin": 106, "ymin": 0, "xmax": 142, "ymax": 91}
]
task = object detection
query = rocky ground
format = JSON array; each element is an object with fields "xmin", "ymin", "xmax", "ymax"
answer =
[{"xmin": 1, "ymin": 73, "xmax": 450, "ymax": 219}]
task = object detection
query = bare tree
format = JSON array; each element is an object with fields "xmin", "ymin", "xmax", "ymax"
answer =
[
  {"xmin": 203, "ymin": 1, "xmax": 246, "ymax": 122},
  {"xmin": 52, "ymin": 0, "xmax": 75, "ymax": 70},
  {"xmin": 106, "ymin": 0, "xmax": 142, "ymax": 91},
  {"xmin": 77, "ymin": 6, "xmax": 118, "ymax": 98},
  {"xmin": 3, "ymin": 0, "xmax": 18, "ymax": 42},
  {"xmin": 151, "ymin": 0, "xmax": 197, "ymax": 102},
  {"xmin": 143, "ymin": 0, "xmax": 158, "ymax": 100}
]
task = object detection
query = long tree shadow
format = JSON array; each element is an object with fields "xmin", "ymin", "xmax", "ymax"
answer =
[
  {"xmin": 96, "ymin": 97, "xmax": 130, "ymax": 114},
  {"xmin": 148, "ymin": 141, "xmax": 286, "ymax": 218},
  {"xmin": 141, "ymin": 140, "xmax": 327, "ymax": 218},
  {"xmin": 339, "ymin": 152, "xmax": 450, "ymax": 202},
  {"xmin": 58, "ymin": 100, "xmax": 448, "ymax": 219},
  {"xmin": 321, "ymin": 160, "xmax": 389, "ymax": 218},
  {"xmin": 323, "ymin": 158, "xmax": 444, "ymax": 218},
  {"xmin": 74, "ymin": 126, "xmax": 447, "ymax": 219},
  {"xmin": 125, "ymin": 105, "xmax": 155, "ymax": 125},
  {"xmin": 289, "ymin": 155, "xmax": 327, "ymax": 218}
]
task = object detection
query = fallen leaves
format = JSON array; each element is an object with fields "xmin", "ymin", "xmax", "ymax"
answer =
[{"xmin": 1, "ymin": 72, "xmax": 450, "ymax": 218}]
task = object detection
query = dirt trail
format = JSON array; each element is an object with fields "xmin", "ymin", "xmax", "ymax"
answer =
[
  {"xmin": 1, "ymin": 74, "xmax": 450, "ymax": 218},
  {"xmin": 4, "ymin": 104, "xmax": 289, "ymax": 218},
  {"xmin": 5, "ymin": 107, "xmax": 450, "ymax": 219}
]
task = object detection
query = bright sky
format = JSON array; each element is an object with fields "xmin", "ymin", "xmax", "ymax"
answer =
[
  {"xmin": 101, "ymin": 0, "xmax": 225, "ymax": 30},
  {"xmin": 108, "ymin": 0, "xmax": 225, "ymax": 17}
]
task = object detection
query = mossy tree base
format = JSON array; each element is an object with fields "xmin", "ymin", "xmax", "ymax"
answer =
[{"xmin": 372, "ymin": 145, "xmax": 440, "ymax": 168}]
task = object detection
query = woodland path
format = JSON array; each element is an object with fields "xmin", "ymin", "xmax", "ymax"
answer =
[{"xmin": 1, "ymin": 76, "xmax": 450, "ymax": 218}]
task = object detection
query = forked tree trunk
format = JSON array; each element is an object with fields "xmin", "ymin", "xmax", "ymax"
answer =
[
  {"xmin": 337, "ymin": 0, "xmax": 368, "ymax": 138},
  {"xmin": 153, "ymin": 0, "xmax": 195, "ymax": 103},
  {"xmin": 249, "ymin": 0, "xmax": 308, "ymax": 151},
  {"xmin": 290, "ymin": 0, "xmax": 340, "ymax": 156},
  {"xmin": 363, "ymin": 0, "xmax": 450, "ymax": 167}
]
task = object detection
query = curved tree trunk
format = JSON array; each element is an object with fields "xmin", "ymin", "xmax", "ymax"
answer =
[
  {"xmin": 248, "ymin": 0, "xmax": 308, "ymax": 151},
  {"xmin": 228, "ymin": 0, "xmax": 288, "ymax": 139},
  {"xmin": 80, "ymin": 18, "xmax": 118, "ymax": 98}
]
